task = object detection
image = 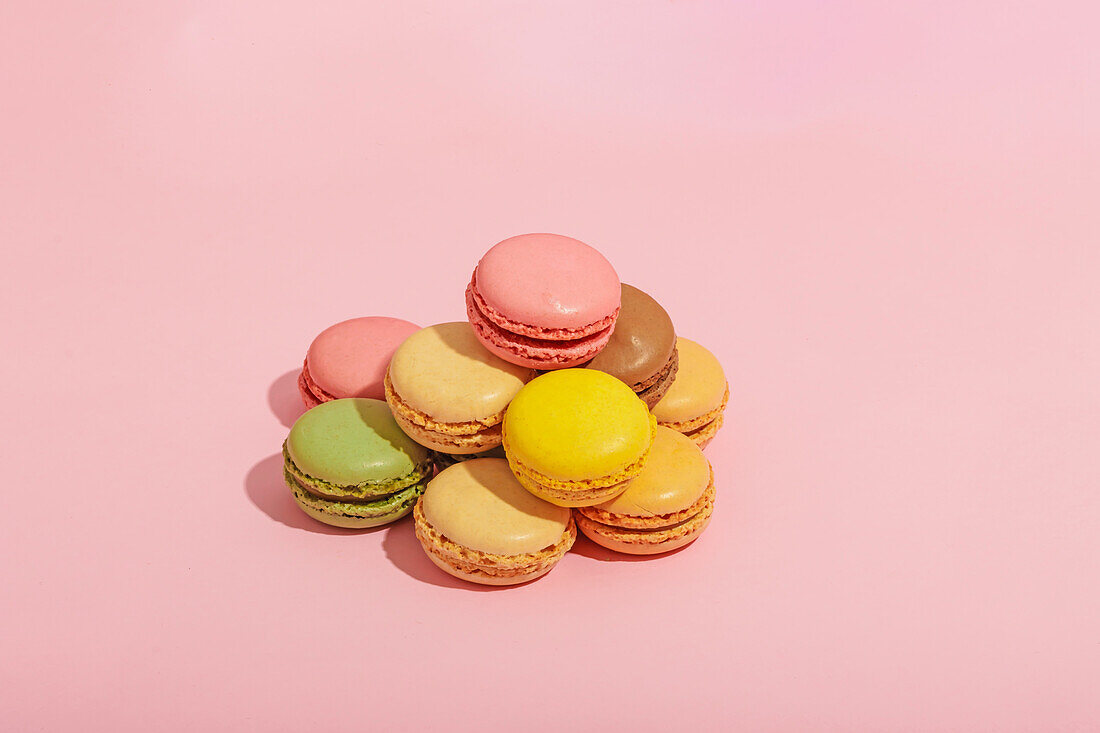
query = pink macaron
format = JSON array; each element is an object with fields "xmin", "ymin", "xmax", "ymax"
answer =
[
  {"xmin": 298, "ymin": 317, "xmax": 420, "ymax": 408},
  {"xmin": 465, "ymin": 234, "xmax": 621, "ymax": 369}
]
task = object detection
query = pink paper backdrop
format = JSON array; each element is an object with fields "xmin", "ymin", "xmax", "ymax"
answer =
[{"xmin": 3, "ymin": 2, "xmax": 1098, "ymax": 730}]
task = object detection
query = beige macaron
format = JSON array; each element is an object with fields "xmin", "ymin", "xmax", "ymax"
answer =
[
  {"xmin": 385, "ymin": 322, "xmax": 534, "ymax": 454},
  {"xmin": 413, "ymin": 458, "xmax": 576, "ymax": 585}
]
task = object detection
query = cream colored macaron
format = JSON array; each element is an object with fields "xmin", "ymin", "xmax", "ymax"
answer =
[
  {"xmin": 385, "ymin": 322, "xmax": 534, "ymax": 454},
  {"xmin": 413, "ymin": 458, "xmax": 576, "ymax": 585}
]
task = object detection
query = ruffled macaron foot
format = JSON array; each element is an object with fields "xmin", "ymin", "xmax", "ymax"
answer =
[
  {"xmin": 413, "ymin": 459, "xmax": 576, "ymax": 586},
  {"xmin": 574, "ymin": 427, "xmax": 716, "ymax": 554}
]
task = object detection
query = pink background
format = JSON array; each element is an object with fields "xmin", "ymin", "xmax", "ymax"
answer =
[{"xmin": 3, "ymin": 2, "xmax": 1098, "ymax": 730}]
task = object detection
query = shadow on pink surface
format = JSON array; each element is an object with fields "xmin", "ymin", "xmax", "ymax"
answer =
[
  {"xmin": 268, "ymin": 369, "xmax": 304, "ymax": 428},
  {"xmin": 254, "ymin": 372, "xmax": 676, "ymax": 586},
  {"xmin": 244, "ymin": 451, "xmax": 520, "ymax": 590},
  {"xmin": 244, "ymin": 452, "xmax": 367, "ymax": 536},
  {"xmin": 381, "ymin": 522, "xmax": 518, "ymax": 592}
]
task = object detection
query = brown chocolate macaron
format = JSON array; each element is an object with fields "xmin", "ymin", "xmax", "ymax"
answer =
[{"xmin": 585, "ymin": 284, "xmax": 678, "ymax": 408}]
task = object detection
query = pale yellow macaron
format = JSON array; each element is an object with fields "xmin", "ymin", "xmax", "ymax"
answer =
[
  {"xmin": 385, "ymin": 322, "xmax": 534, "ymax": 454},
  {"xmin": 413, "ymin": 458, "xmax": 576, "ymax": 585},
  {"xmin": 574, "ymin": 426, "xmax": 715, "ymax": 554},
  {"xmin": 651, "ymin": 337, "xmax": 728, "ymax": 448}
]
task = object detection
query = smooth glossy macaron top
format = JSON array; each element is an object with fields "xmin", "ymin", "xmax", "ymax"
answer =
[
  {"xmin": 286, "ymin": 398, "xmax": 428, "ymax": 485},
  {"xmin": 585, "ymin": 284, "xmax": 675, "ymax": 387},
  {"xmin": 594, "ymin": 426, "xmax": 710, "ymax": 517},
  {"xmin": 421, "ymin": 459, "xmax": 571, "ymax": 556},
  {"xmin": 652, "ymin": 338, "xmax": 727, "ymax": 423},
  {"xmin": 388, "ymin": 322, "xmax": 533, "ymax": 423},
  {"xmin": 474, "ymin": 233, "xmax": 621, "ymax": 331},
  {"xmin": 504, "ymin": 369, "xmax": 653, "ymax": 481},
  {"xmin": 306, "ymin": 317, "xmax": 420, "ymax": 399}
]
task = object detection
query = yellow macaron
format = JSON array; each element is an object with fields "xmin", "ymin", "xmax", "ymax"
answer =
[
  {"xmin": 502, "ymin": 369, "xmax": 656, "ymax": 507},
  {"xmin": 652, "ymin": 337, "xmax": 728, "ymax": 448},
  {"xmin": 574, "ymin": 426, "xmax": 715, "ymax": 554}
]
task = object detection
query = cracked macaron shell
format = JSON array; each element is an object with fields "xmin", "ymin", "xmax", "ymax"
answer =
[
  {"xmin": 387, "ymin": 322, "xmax": 533, "ymax": 423},
  {"xmin": 303, "ymin": 316, "xmax": 420, "ymax": 401},
  {"xmin": 503, "ymin": 369, "xmax": 653, "ymax": 482},
  {"xmin": 593, "ymin": 426, "xmax": 710, "ymax": 518},
  {"xmin": 421, "ymin": 458, "xmax": 572, "ymax": 556},
  {"xmin": 586, "ymin": 284, "xmax": 676, "ymax": 389},
  {"xmin": 652, "ymin": 338, "xmax": 727, "ymax": 424},
  {"xmin": 473, "ymin": 233, "xmax": 621, "ymax": 332},
  {"xmin": 286, "ymin": 398, "xmax": 429, "ymax": 486}
]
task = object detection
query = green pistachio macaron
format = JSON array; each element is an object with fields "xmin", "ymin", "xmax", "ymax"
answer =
[{"xmin": 283, "ymin": 398, "xmax": 433, "ymax": 528}]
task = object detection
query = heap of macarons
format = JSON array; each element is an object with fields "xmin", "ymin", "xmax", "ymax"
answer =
[{"xmin": 283, "ymin": 233, "xmax": 729, "ymax": 586}]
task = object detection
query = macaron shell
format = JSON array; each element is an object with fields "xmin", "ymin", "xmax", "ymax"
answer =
[
  {"xmin": 388, "ymin": 322, "xmax": 533, "ymax": 423},
  {"xmin": 596, "ymin": 426, "xmax": 710, "ymax": 517},
  {"xmin": 684, "ymin": 410, "xmax": 725, "ymax": 449},
  {"xmin": 305, "ymin": 317, "xmax": 420, "ymax": 400},
  {"xmin": 284, "ymin": 442, "xmax": 431, "ymax": 501},
  {"xmin": 422, "ymin": 550, "xmax": 557, "ymax": 586},
  {"xmin": 651, "ymin": 338, "xmax": 728, "ymax": 424},
  {"xmin": 503, "ymin": 369, "xmax": 654, "ymax": 481},
  {"xmin": 635, "ymin": 348, "xmax": 679, "ymax": 409},
  {"xmin": 510, "ymin": 467, "xmax": 635, "ymax": 507},
  {"xmin": 576, "ymin": 506, "xmax": 712, "ymax": 555},
  {"xmin": 297, "ymin": 370, "xmax": 322, "ymax": 409},
  {"xmin": 421, "ymin": 459, "xmax": 571, "ymax": 556},
  {"xmin": 392, "ymin": 410, "xmax": 503, "ymax": 454},
  {"xmin": 466, "ymin": 290, "xmax": 612, "ymax": 369},
  {"xmin": 474, "ymin": 233, "xmax": 621, "ymax": 331},
  {"xmin": 286, "ymin": 398, "xmax": 428, "ymax": 486},
  {"xmin": 287, "ymin": 471, "xmax": 423, "ymax": 529},
  {"xmin": 586, "ymin": 284, "xmax": 676, "ymax": 387}
]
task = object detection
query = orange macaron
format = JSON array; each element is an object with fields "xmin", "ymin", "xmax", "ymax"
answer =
[{"xmin": 574, "ymin": 426, "xmax": 715, "ymax": 554}]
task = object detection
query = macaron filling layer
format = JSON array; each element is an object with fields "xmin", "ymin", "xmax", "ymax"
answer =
[
  {"xmin": 413, "ymin": 500, "xmax": 576, "ymax": 580},
  {"xmin": 287, "ymin": 469, "xmax": 426, "ymax": 520},
  {"xmin": 575, "ymin": 481, "xmax": 716, "ymax": 550},
  {"xmin": 298, "ymin": 361, "xmax": 336, "ymax": 406},
  {"xmin": 503, "ymin": 415, "xmax": 656, "ymax": 506},
  {"xmin": 505, "ymin": 443, "xmax": 651, "ymax": 495},
  {"xmin": 630, "ymin": 346, "xmax": 679, "ymax": 392},
  {"xmin": 657, "ymin": 384, "xmax": 729, "ymax": 446},
  {"xmin": 385, "ymin": 374, "xmax": 507, "ymax": 453},
  {"xmin": 633, "ymin": 348, "xmax": 679, "ymax": 407},
  {"xmin": 467, "ymin": 274, "xmax": 619, "ymax": 341},
  {"xmin": 466, "ymin": 285, "xmax": 615, "ymax": 367},
  {"xmin": 283, "ymin": 442, "xmax": 433, "ymax": 501},
  {"xmin": 577, "ymin": 467, "xmax": 715, "ymax": 530},
  {"xmin": 384, "ymin": 374, "xmax": 505, "ymax": 435}
]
